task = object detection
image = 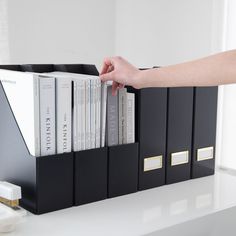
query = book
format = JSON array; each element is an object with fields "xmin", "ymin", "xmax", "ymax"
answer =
[
  {"xmin": 0, "ymin": 69, "xmax": 40, "ymax": 156},
  {"xmin": 100, "ymin": 82, "xmax": 107, "ymax": 147},
  {"xmin": 85, "ymin": 79, "xmax": 91, "ymax": 150},
  {"xmin": 39, "ymin": 76, "xmax": 56, "ymax": 156},
  {"xmin": 80, "ymin": 79, "xmax": 86, "ymax": 150},
  {"xmin": 44, "ymin": 72, "xmax": 74, "ymax": 153},
  {"xmin": 73, "ymin": 80, "xmax": 78, "ymax": 151},
  {"xmin": 55, "ymin": 77, "xmax": 72, "ymax": 154},
  {"xmin": 106, "ymin": 85, "xmax": 118, "ymax": 146},
  {"xmin": 118, "ymin": 88, "xmax": 127, "ymax": 144},
  {"xmin": 90, "ymin": 78, "xmax": 96, "ymax": 149},
  {"xmin": 126, "ymin": 92, "xmax": 135, "ymax": 144},
  {"xmin": 95, "ymin": 80, "xmax": 101, "ymax": 148}
]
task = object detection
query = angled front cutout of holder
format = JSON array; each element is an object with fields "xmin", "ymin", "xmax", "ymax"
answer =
[{"xmin": 0, "ymin": 70, "xmax": 40, "ymax": 156}]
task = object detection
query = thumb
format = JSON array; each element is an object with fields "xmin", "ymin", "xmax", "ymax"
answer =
[{"xmin": 100, "ymin": 71, "xmax": 116, "ymax": 82}]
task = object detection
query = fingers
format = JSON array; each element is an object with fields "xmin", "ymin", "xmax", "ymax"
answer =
[
  {"xmin": 100, "ymin": 56, "xmax": 125, "ymax": 94},
  {"xmin": 118, "ymin": 84, "xmax": 125, "ymax": 89},
  {"xmin": 100, "ymin": 58, "xmax": 113, "ymax": 75},
  {"xmin": 112, "ymin": 81, "xmax": 119, "ymax": 96},
  {"xmin": 100, "ymin": 70, "xmax": 115, "ymax": 82},
  {"xmin": 100, "ymin": 63, "xmax": 110, "ymax": 76}
]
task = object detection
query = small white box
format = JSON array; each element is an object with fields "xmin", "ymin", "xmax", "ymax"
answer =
[{"xmin": 0, "ymin": 182, "xmax": 21, "ymax": 201}]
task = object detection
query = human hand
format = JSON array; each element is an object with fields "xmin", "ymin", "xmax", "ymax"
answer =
[{"xmin": 100, "ymin": 56, "xmax": 141, "ymax": 95}]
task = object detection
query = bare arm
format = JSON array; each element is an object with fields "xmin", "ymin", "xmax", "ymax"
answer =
[{"xmin": 100, "ymin": 50, "xmax": 236, "ymax": 94}]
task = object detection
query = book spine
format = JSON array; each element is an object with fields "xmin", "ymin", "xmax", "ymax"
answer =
[
  {"xmin": 81, "ymin": 79, "xmax": 86, "ymax": 150},
  {"xmin": 90, "ymin": 79, "xmax": 96, "ymax": 149},
  {"xmin": 39, "ymin": 77, "xmax": 56, "ymax": 156},
  {"xmin": 85, "ymin": 79, "xmax": 91, "ymax": 150},
  {"xmin": 118, "ymin": 88, "xmax": 127, "ymax": 144},
  {"xmin": 126, "ymin": 93, "xmax": 135, "ymax": 144},
  {"xmin": 95, "ymin": 79, "xmax": 101, "ymax": 148},
  {"xmin": 77, "ymin": 80, "xmax": 82, "ymax": 151},
  {"xmin": 56, "ymin": 78, "xmax": 72, "ymax": 154},
  {"xmin": 100, "ymin": 82, "xmax": 107, "ymax": 147},
  {"xmin": 73, "ymin": 81, "xmax": 78, "ymax": 151},
  {"xmin": 33, "ymin": 76, "xmax": 41, "ymax": 156},
  {"xmin": 106, "ymin": 85, "xmax": 118, "ymax": 146}
]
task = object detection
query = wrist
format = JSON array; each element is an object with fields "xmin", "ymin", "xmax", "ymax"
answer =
[{"xmin": 132, "ymin": 69, "xmax": 146, "ymax": 89}]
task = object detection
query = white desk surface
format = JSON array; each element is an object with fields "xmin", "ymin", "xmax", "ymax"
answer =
[{"xmin": 4, "ymin": 169, "xmax": 236, "ymax": 236}]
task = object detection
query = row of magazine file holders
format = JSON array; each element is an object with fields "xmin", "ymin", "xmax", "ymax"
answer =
[{"xmin": 0, "ymin": 64, "xmax": 218, "ymax": 214}]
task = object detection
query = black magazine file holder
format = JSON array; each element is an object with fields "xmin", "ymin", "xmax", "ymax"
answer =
[
  {"xmin": 0, "ymin": 79, "xmax": 74, "ymax": 214},
  {"xmin": 0, "ymin": 63, "xmax": 103, "ymax": 214}
]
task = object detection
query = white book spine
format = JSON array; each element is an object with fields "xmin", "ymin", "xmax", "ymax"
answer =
[
  {"xmin": 95, "ymin": 79, "xmax": 101, "ymax": 148},
  {"xmin": 118, "ymin": 88, "xmax": 127, "ymax": 144},
  {"xmin": 100, "ymin": 82, "xmax": 107, "ymax": 147},
  {"xmin": 85, "ymin": 79, "xmax": 91, "ymax": 150},
  {"xmin": 33, "ymin": 77, "xmax": 41, "ymax": 156},
  {"xmin": 127, "ymin": 93, "xmax": 135, "ymax": 144},
  {"xmin": 90, "ymin": 79, "xmax": 96, "ymax": 149},
  {"xmin": 39, "ymin": 77, "xmax": 56, "ymax": 156},
  {"xmin": 73, "ymin": 81, "xmax": 78, "ymax": 151},
  {"xmin": 56, "ymin": 78, "xmax": 72, "ymax": 154},
  {"xmin": 77, "ymin": 80, "xmax": 82, "ymax": 151},
  {"xmin": 80, "ymin": 79, "xmax": 86, "ymax": 150}
]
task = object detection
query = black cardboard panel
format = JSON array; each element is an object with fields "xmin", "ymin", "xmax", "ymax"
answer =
[
  {"xmin": 53, "ymin": 64, "xmax": 99, "ymax": 75},
  {"xmin": 20, "ymin": 64, "xmax": 54, "ymax": 73},
  {"xmin": 143, "ymin": 67, "xmax": 166, "ymax": 192},
  {"xmin": 166, "ymin": 87, "xmax": 194, "ymax": 184},
  {"xmin": 191, "ymin": 87, "xmax": 218, "ymax": 178},
  {"xmin": 108, "ymin": 143, "xmax": 139, "ymax": 198},
  {"xmin": 135, "ymin": 88, "xmax": 167, "ymax": 190},
  {"xmin": 36, "ymin": 152, "xmax": 74, "ymax": 214},
  {"xmin": 0, "ymin": 65, "xmax": 21, "ymax": 71},
  {"xmin": 74, "ymin": 147, "xmax": 108, "ymax": 206}
]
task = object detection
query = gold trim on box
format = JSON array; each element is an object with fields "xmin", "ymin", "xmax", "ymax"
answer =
[
  {"xmin": 144, "ymin": 155, "xmax": 163, "ymax": 172},
  {"xmin": 171, "ymin": 150, "xmax": 189, "ymax": 166},
  {"xmin": 197, "ymin": 146, "xmax": 214, "ymax": 161},
  {"xmin": 0, "ymin": 197, "xmax": 19, "ymax": 207}
]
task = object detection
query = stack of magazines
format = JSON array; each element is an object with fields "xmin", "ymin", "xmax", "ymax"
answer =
[{"xmin": 0, "ymin": 69, "xmax": 135, "ymax": 157}]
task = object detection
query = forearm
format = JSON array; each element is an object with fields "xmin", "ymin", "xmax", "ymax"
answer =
[{"xmin": 137, "ymin": 49, "xmax": 236, "ymax": 88}]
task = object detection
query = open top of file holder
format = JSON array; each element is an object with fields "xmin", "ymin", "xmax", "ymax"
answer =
[{"xmin": 0, "ymin": 64, "xmax": 99, "ymax": 214}]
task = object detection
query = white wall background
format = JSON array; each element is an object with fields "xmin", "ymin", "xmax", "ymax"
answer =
[
  {"xmin": 115, "ymin": 0, "xmax": 223, "ymax": 67},
  {"xmin": 0, "ymin": 0, "xmax": 116, "ymax": 69}
]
